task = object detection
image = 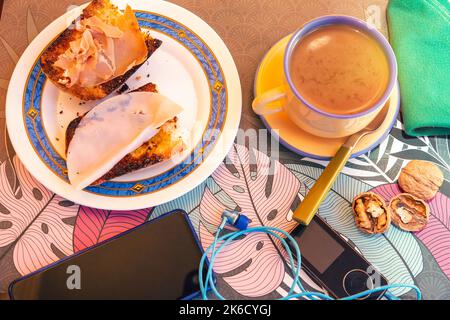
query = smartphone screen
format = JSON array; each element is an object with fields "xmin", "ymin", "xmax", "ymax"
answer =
[{"xmin": 9, "ymin": 211, "xmax": 205, "ymax": 300}]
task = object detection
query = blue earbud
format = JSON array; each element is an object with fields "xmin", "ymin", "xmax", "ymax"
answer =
[{"xmin": 221, "ymin": 210, "xmax": 250, "ymax": 230}]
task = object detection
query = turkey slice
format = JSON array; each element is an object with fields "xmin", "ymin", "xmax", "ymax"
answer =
[{"xmin": 67, "ymin": 92, "xmax": 183, "ymax": 190}]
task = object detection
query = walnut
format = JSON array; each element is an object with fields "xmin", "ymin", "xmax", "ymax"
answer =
[
  {"xmin": 352, "ymin": 192, "xmax": 391, "ymax": 234},
  {"xmin": 389, "ymin": 193, "xmax": 429, "ymax": 232},
  {"xmin": 398, "ymin": 160, "xmax": 443, "ymax": 201}
]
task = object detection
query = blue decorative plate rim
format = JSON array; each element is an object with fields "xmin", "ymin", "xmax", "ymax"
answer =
[{"xmin": 22, "ymin": 11, "xmax": 227, "ymax": 197}]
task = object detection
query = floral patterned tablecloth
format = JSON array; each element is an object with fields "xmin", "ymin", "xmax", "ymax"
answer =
[{"xmin": 0, "ymin": 0, "xmax": 449, "ymax": 300}]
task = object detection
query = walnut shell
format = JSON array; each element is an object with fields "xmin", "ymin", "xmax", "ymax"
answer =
[
  {"xmin": 389, "ymin": 193, "xmax": 429, "ymax": 232},
  {"xmin": 398, "ymin": 160, "xmax": 443, "ymax": 201},
  {"xmin": 352, "ymin": 192, "xmax": 391, "ymax": 234}
]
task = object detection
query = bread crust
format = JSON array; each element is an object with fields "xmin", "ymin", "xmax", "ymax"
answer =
[{"xmin": 40, "ymin": 0, "xmax": 161, "ymax": 101}]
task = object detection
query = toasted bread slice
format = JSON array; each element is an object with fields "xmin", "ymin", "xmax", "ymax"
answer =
[
  {"xmin": 66, "ymin": 83, "xmax": 185, "ymax": 186},
  {"xmin": 41, "ymin": 0, "xmax": 161, "ymax": 101}
]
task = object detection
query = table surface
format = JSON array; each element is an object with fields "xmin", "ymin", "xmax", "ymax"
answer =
[{"xmin": 0, "ymin": 0, "xmax": 449, "ymax": 300}]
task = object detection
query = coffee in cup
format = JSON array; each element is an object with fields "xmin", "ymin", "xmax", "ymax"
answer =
[
  {"xmin": 252, "ymin": 16, "xmax": 397, "ymax": 138},
  {"xmin": 290, "ymin": 24, "xmax": 390, "ymax": 116}
]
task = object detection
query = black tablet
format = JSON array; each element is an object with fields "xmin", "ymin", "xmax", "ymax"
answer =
[{"xmin": 9, "ymin": 210, "xmax": 207, "ymax": 300}]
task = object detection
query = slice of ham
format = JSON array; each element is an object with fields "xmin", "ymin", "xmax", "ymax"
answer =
[
  {"xmin": 111, "ymin": 6, "xmax": 148, "ymax": 77},
  {"xmin": 67, "ymin": 92, "xmax": 184, "ymax": 190},
  {"xmin": 83, "ymin": 16, "xmax": 124, "ymax": 38},
  {"xmin": 55, "ymin": 5, "xmax": 148, "ymax": 88}
]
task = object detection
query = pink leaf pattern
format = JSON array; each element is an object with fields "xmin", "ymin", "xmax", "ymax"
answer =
[
  {"xmin": 73, "ymin": 207, "xmax": 151, "ymax": 252},
  {"xmin": 199, "ymin": 144, "xmax": 302, "ymax": 297},
  {"xmin": 372, "ymin": 183, "xmax": 450, "ymax": 278},
  {"xmin": 417, "ymin": 193, "xmax": 450, "ymax": 278},
  {"xmin": 0, "ymin": 157, "xmax": 78, "ymax": 275}
]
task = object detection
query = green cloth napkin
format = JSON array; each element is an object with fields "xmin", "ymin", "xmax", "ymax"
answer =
[{"xmin": 388, "ymin": 0, "xmax": 450, "ymax": 136}]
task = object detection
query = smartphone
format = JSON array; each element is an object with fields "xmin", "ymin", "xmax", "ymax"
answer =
[{"xmin": 9, "ymin": 210, "xmax": 209, "ymax": 300}]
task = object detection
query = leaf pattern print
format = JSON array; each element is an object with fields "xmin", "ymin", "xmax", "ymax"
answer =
[
  {"xmin": 73, "ymin": 207, "xmax": 151, "ymax": 252},
  {"xmin": 0, "ymin": 156, "xmax": 78, "ymax": 275},
  {"xmin": 420, "ymin": 193, "xmax": 450, "ymax": 277},
  {"xmin": 298, "ymin": 120, "xmax": 450, "ymax": 189},
  {"xmin": 198, "ymin": 144, "xmax": 305, "ymax": 297},
  {"xmin": 372, "ymin": 183, "xmax": 450, "ymax": 278}
]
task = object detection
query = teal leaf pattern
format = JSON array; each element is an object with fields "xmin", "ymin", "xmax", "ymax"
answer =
[
  {"xmin": 389, "ymin": 149, "xmax": 448, "ymax": 168},
  {"xmin": 299, "ymin": 120, "xmax": 450, "ymax": 189}
]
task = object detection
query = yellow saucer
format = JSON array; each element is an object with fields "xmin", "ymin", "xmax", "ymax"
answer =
[{"xmin": 254, "ymin": 36, "xmax": 400, "ymax": 160}]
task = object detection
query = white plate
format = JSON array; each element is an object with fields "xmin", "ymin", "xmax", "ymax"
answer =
[{"xmin": 6, "ymin": 0, "xmax": 241, "ymax": 210}]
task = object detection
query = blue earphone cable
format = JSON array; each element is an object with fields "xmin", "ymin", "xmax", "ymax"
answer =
[{"xmin": 199, "ymin": 216, "xmax": 422, "ymax": 301}]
